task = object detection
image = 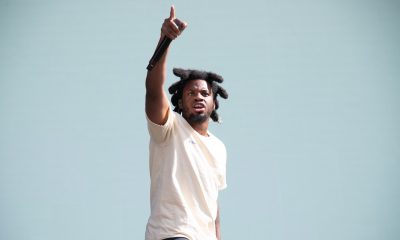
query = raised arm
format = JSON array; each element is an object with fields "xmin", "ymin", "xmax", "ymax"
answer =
[{"xmin": 145, "ymin": 6, "xmax": 187, "ymax": 125}]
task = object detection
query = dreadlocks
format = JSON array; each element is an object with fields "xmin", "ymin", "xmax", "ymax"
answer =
[{"xmin": 168, "ymin": 68, "xmax": 229, "ymax": 122}]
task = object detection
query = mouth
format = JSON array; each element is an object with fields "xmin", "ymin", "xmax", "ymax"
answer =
[{"xmin": 193, "ymin": 103, "xmax": 206, "ymax": 113}]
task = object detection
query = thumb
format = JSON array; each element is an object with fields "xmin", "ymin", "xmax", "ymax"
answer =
[{"xmin": 169, "ymin": 5, "xmax": 176, "ymax": 20}]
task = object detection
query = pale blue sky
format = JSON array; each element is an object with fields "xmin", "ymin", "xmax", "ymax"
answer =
[{"xmin": 1, "ymin": 0, "xmax": 399, "ymax": 239}]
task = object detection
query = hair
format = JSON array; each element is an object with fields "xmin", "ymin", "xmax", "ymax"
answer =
[{"xmin": 168, "ymin": 68, "xmax": 229, "ymax": 122}]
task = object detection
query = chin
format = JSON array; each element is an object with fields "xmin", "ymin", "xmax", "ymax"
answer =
[{"xmin": 188, "ymin": 113, "xmax": 209, "ymax": 123}]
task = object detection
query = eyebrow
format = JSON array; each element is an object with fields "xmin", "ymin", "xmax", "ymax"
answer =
[{"xmin": 187, "ymin": 86, "xmax": 209, "ymax": 91}]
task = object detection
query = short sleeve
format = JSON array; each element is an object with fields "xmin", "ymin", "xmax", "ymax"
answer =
[{"xmin": 146, "ymin": 108, "xmax": 175, "ymax": 143}]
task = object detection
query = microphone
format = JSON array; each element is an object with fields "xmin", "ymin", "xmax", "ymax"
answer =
[
  {"xmin": 146, "ymin": 19, "xmax": 185, "ymax": 71},
  {"xmin": 146, "ymin": 37, "xmax": 172, "ymax": 71}
]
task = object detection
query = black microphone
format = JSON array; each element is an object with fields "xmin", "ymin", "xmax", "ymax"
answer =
[
  {"xmin": 146, "ymin": 19, "xmax": 185, "ymax": 71},
  {"xmin": 146, "ymin": 36, "xmax": 172, "ymax": 71}
]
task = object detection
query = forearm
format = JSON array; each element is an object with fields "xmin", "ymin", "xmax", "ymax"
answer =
[
  {"xmin": 145, "ymin": 35, "xmax": 170, "ymax": 124},
  {"xmin": 145, "ymin": 36, "xmax": 168, "ymax": 93},
  {"xmin": 146, "ymin": 5, "xmax": 184, "ymax": 92},
  {"xmin": 215, "ymin": 206, "xmax": 221, "ymax": 240},
  {"xmin": 144, "ymin": 6, "xmax": 187, "ymax": 125}
]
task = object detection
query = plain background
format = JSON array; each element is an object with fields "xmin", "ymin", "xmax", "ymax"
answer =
[{"xmin": 1, "ymin": 0, "xmax": 399, "ymax": 239}]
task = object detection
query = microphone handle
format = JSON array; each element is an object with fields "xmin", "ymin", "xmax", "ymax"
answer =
[{"xmin": 146, "ymin": 36, "xmax": 172, "ymax": 71}]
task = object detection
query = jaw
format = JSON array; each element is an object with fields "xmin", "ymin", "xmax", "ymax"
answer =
[
  {"xmin": 181, "ymin": 100, "xmax": 213, "ymax": 125},
  {"xmin": 182, "ymin": 109, "xmax": 210, "ymax": 124},
  {"xmin": 185, "ymin": 113, "xmax": 210, "ymax": 136},
  {"xmin": 188, "ymin": 113, "xmax": 209, "ymax": 123}
]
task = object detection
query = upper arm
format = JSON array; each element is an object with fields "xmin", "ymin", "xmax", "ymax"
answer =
[{"xmin": 145, "ymin": 85, "xmax": 170, "ymax": 125}]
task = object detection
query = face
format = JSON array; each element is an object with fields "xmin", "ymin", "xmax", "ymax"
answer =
[{"xmin": 180, "ymin": 79, "xmax": 215, "ymax": 124}]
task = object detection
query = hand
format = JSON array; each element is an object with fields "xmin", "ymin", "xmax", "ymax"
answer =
[{"xmin": 161, "ymin": 5, "xmax": 187, "ymax": 40}]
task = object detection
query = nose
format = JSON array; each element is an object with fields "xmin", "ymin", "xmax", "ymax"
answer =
[{"xmin": 194, "ymin": 92, "xmax": 204, "ymax": 101}]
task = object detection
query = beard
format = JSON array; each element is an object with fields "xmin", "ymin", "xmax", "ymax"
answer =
[{"xmin": 188, "ymin": 112, "xmax": 209, "ymax": 123}]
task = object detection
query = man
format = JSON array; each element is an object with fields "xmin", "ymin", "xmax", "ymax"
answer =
[{"xmin": 145, "ymin": 6, "xmax": 228, "ymax": 240}]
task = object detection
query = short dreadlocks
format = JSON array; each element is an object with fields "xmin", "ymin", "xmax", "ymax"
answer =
[{"xmin": 168, "ymin": 68, "xmax": 229, "ymax": 122}]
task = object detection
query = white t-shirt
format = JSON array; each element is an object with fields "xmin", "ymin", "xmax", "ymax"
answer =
[{"xmin": 145, "ymin": 108, "xmax": 227, "ymax": 240}]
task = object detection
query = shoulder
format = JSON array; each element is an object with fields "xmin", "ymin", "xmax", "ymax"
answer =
[
  {"xmin": 208, "ymin": 132, "xmax": 225, "ymax": 146},
  {"xmin": 206, "ymin": 132, "xmax": 227, "ymax": 156},
  {"xmin": 146, "ymin": 108, "xmax": 180, "ymax": 143}
]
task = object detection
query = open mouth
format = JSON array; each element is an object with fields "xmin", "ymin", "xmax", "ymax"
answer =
[{"xmin": 193, "ymin": 103, "xmax": 206, "ymax": 112}]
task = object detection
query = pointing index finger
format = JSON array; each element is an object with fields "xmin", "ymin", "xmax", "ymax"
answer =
[{"xmin": 169, "ymin": 5, "xmax": 176, "ymax": 20}]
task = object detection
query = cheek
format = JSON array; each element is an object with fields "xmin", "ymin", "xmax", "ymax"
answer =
[
  {"xmin": 209, "ymin": 99, "xmax": 216, "ymax": 110},
  {"xmin": 181, "ymin": 98, "xmax": 191, "ymax": 110}
]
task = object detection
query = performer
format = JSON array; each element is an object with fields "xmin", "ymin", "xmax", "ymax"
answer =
[{"xmin": 144, "ymin": 6, "xmax": 229, "ymax": 240}]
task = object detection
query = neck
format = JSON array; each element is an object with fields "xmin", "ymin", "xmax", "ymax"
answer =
[{"xmin": 187, "ymin": 119, "xmax": 210, "ymax": 136}]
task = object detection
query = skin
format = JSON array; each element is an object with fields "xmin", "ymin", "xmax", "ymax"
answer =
[
  {"xmin": 145, "ymin": 6, "xmax": 221, "ymax": 239},
  {"xmin": 145, "ymin": 6, "xmax": 183, "ymax": 127},
  {"xmin": 180, "ymin": 79, "xmax": 215, "ymax": 136}
]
